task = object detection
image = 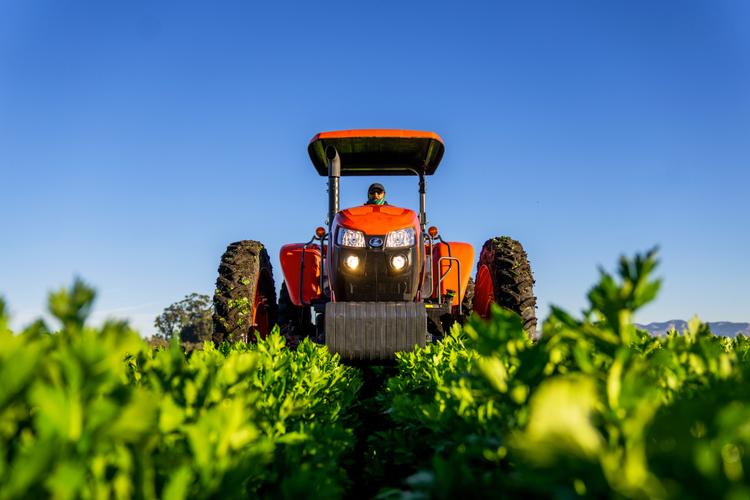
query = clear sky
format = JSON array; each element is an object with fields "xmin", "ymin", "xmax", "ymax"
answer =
[{"xmin": 2, "ymin": 0, "xmax": 748, "ymax": 336}]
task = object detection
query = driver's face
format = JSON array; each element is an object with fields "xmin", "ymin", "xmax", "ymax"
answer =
[{"xmin": 368, "ymin": 189, "xmax": 385, "ymax": 201}]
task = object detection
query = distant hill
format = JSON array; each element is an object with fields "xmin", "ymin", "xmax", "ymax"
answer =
[{"xmin": 636, "ymin": 320, "xmax": 750, "ymax": 337}]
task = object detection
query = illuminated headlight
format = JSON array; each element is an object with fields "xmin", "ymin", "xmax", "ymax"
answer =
[
  {"xmin": 390, "ymin": 254, "xmax": 407, "ymax": 271},
  {"xmin": 385, "ymin": 228, "xmax": 415, "ymax": 248},
  {"xmin": 345, "ymin": 254, "xmax": 360, "ymax": 270},
  {"xmin": 337, "ymin": 228, "xmax": 366, "ymax": 247}
]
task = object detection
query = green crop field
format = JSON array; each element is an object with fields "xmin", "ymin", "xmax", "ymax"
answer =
[{"xmin": 2, "ymin": 251, "xmax": 750, "ymax": 499}]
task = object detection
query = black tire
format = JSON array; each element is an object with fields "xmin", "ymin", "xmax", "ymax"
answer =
[
  {"xmin": 476, "ymin": 236, "xmax": 537, "ymax": 337},
  {"xmin": 460, "ymin": 277, "xmax": 475, "ymax": 321},
  {"xmin": 213, "ymin": 240, "xmax": 277, "ymax": 343},
  {"xmin": 277, "ymin": 281, "xmax": 312, "ymax": 349}
]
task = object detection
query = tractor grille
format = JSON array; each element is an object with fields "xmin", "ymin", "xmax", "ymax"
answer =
[
  {"xmin": 325, "ymin": 301, "xmax": 428, "ymax": 361},
  {"xmin": 332, "ymin": 245, "xmax": 419, "ymax": 302}
]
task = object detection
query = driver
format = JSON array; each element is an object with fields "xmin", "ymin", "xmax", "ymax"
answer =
[{"xmin": 365, "ymin": 183, "xmax": 388, "ymax": 205}]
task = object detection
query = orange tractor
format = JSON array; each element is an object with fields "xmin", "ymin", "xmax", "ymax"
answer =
[{"xmin": 212, "ymin": 130, "xmax": 537, "ymax": 361}]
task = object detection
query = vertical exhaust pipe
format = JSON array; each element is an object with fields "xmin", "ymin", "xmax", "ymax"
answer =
[
  {"xmin": 326, "ymin": 146, "xmax": 341, "ymax": 229},
  {"xmin": 418, "ymin": 171, "xmax": 426, "ymax": 228}
]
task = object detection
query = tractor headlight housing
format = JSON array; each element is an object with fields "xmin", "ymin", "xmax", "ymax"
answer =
[
  {"xmin": 385, "ymin": 227, "xmax": 416, "ymax": 248},
  {"xmin": 337, "ymin": 228, "xmax": 366, "ymax": 248},
  {"xmin": 344, "ymin": 254, "xmax": 360, "ymax": 270},
  {"xmin": 390, "ymin": 254, "xmax": 407, "ymax": 271}
]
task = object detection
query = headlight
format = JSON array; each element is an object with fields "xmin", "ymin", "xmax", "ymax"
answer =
[
  {"xmin": 390, "ymin": 254, "xmax": 407, "ymax": 270},
  {"xmin": 345, "ymin": 254, "xmax": 360, "ymax": 270},
  {"xmin": 337, "ymin": 228, "xmax": 366, "ymax": 247},
  {"xmin": 385, "ymin": 227, "xmax": 415, "ymax": 248}
]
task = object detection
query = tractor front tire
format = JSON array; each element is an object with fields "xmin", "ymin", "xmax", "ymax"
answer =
[
  {"xmin": 473, "ymin": 237, "xmax": 537, "ymax": 337},
  {"xmin": 277, "ymin": 281, "xmax": 312, "ymax": 349},
  {"xmin": 213, "ymin": 240, "xmax": 277, "ymax": 343}
]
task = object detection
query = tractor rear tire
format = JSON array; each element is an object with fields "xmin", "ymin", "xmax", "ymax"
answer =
[
  {"xmin": 277, "ymin": 281, "xmax": 312, "ymax": 349},
  {"xmin": 473, "ymin": 237, "xmax": 537, "ymax": 337},
  {"xmin": 213, "ymin": 240, "xmax": 277, "ymax": 343}
]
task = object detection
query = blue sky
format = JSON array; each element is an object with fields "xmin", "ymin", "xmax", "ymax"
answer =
[{"xmin": 1, "ymin": 0, "xmax": 748, "ymax": 336}]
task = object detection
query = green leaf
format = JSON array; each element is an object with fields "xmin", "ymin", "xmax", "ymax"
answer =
[
  {"xmin": 0, "ymin": 297, "xmax": 9, "ymax": 334},
  {"xmin": 162, "ymin": 466, "xmax": 193, "ymax": 500},
  {"xmin": 45, "ymin": 461, "xmax": 87, "ymax": 500},
  {"xmin": 48, "ymin": 277, "xmax": 96, "ymax": 331},
  {"xmin": 516, "ymin": 375, "xmax": 604, "ymax": 465}
]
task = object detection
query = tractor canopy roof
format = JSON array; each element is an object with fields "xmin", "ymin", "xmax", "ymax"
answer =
[{"xmin": 308, "ymin": 129, "xmax": 445, "ymax": 176}]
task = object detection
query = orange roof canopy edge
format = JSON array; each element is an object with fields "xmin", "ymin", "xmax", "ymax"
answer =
[
  {"xmin": 307, "ymin": 129, "xmax": 445, "ymax": 176},
  {"xmin": 309, "ymin": 129, "xmax": 444, "ymax": 143}
]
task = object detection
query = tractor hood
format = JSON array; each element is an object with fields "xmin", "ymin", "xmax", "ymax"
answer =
[
  {"xmin": 330, "ymin": 204, "xmax": 422, "ymax": 304},
  {"xmin": 334, "ymin": 205, "xmax": 419, "ymax": 235}
]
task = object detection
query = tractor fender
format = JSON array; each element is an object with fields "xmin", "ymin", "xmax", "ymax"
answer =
[
  {"xmin": 279, "ymin": 243, "xmax": 323, "ymax": 306},
  {"xmin": 430, "ymin": 241, "xmax": 475, "ymax": 306}
]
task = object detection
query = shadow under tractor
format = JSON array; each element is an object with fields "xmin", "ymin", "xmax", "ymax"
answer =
[{"xmin": 212, "ymin": 129, "xmax": 537, "ymax": 361}]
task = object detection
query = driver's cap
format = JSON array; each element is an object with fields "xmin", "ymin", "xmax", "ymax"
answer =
[{"xmin": 368, "ymin": 182, "xmax": 385, "ymax": 193}]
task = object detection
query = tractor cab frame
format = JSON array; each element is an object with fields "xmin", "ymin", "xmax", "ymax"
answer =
[{"xmin": 308, "ymin": 129, "xmax": 445, "ymax": 231}]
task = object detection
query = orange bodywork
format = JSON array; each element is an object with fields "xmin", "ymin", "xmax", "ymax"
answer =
[
  {"xmin": 279, "ymin": 243, "xmax": 323, "ymax": 306},
  {"xmin": 281, "ymin": 205, "xmax": 475, "ymax": 308},
  {"xmin": 430, "ymin": 242, "xmax": 475, "ymax": 306},
  {"xmin": 335, "ymin": 205, "xmax": 419, "ymax": 235}
]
